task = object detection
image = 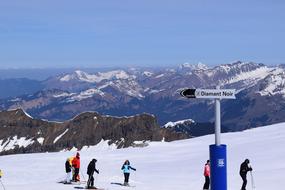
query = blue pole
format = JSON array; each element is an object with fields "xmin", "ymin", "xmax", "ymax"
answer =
[{"xmin": 210, "ymin": 144, "xmax": 227, "ymax": 190}]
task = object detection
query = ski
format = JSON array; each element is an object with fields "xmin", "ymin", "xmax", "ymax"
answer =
[
  {"xmin": 74, "ymin": 186, "xmax": 105, "ymax": 190},
  {"xmin": 110, "ymin": 182, "xmax": 135, "ymax": 188}
]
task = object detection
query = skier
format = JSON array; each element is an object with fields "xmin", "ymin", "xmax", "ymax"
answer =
[
  {"xmin": 72, "ymin": 152, "xmax": 81, "ymax": 182},
  {"xmin": 65, "ymin": 158, "xmax": 72, "ymax": 184},
  {"xmin": 86, "ymin": 159, "xmax": 99, "ymax": 189},
  {"xmin": 240, "ymin": 159, "xmax": 253, "ymax": 190},
  {"xmin": 203, "ymin": 160, "xmax": 210, "ymax": 190},
  {"xmin": 121, "ymin": 160, "xmax": 136, "ymax": 186}
]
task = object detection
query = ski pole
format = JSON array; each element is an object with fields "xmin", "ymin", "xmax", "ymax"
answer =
[
  {"xmin": 250, "ymin": 171, "xmax": 255, "ymax": 189},
  {"xmin": 80, "ymin": 170, "xmax": 86, "ymax": 182},
  {"xmin": 0, "ymin": 179, "xmax": 6, "ymax": 190}
]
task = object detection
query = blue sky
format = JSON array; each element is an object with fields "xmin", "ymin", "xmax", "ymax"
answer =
[{"xmin": 0, "ymin": 0, "xmax": 284, "ymax": 68}]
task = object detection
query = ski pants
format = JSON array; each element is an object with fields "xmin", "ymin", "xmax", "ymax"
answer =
[
  {"xmin": 66, "ymin": 172, "xmax": 72, "ymax": 183},
  {"xmin": 124, "ymin": 173, "xmax": 130, "ymax": 183},
  {"xmin": 240, "ymin": 173, "xmax": 247, "ymax": 190},
  {"xmin": 203, "ymin": 176, "xmax": 210, "ymax": 189},
  {"xmin": 87, "ymin": 175, "xmax": 94, "ymax": 187},
  {"xmin": 73, "ymin": 168, "xmax": 80, "ymax": 181}
]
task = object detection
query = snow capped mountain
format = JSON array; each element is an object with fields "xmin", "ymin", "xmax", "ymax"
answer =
[
  {"xmin": 179, "ymin": 62, "xmax": 208, "ymax": 71},
  {"xmin": 1, "ymin": 61, "xmax": 285, "ymax": 132},
  {"xmin": 59, "ymin": 70, "xmax": 132, "ymax": 83},
  {"xmin": 258, "ymin": 68, "xmax": 285, "ymax": 97}
]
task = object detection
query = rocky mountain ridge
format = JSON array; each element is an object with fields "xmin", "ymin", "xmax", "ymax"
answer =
[{"xmin": 0, "ymin": 109, "xmax": 187, "ymax": 155}]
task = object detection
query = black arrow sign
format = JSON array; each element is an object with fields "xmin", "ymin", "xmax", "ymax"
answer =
[{"xmin": 180, "ymin": 88, "xmax": 196, "ymax": 98}]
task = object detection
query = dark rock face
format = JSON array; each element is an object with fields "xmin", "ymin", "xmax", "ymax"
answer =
[{"xmin": 0, "ymin": 109, "xmax": 188, "ymax": 155}]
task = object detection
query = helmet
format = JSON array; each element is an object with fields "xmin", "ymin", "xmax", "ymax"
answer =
[{"xmin": 245, "ymin": 159, "xmax": 250, "ymax": 163}]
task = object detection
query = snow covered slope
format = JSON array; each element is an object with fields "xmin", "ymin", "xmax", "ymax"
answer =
[{"xmin": 0, "ymin": 122, "xmax": 284, "ymax": 190}]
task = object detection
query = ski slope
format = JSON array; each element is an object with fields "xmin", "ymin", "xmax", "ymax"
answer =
[{"xmin": 0, "ymin": 122, "xmax": 285, "ymax": 190}]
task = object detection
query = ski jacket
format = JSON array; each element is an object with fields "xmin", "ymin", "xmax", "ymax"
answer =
[
  {"xmin": 87, "ymin": 160, "xmax": 99, "ymax": 176},
  {"xmin": 239, "ymin": 161, "xmax": 252, "ymax": 175},
  {"xmin": 65, "ymin": 160, "xmax": 71, "ymax": 173},
  {"xmin": 121, "ymin": 164, "xmax": 136, "ymax": 173},
  {"xmin": 72, "ymin": 156, "xmax": 80, "ymax": 169},
  {"xmin": 204, "ymin": 164, "xmax": 210, "ymax": 177}
]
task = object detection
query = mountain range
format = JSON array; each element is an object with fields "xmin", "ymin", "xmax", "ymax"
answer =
[{"xmin": 1, "ymin": 61, "xmax": 285, "ymax": 132}]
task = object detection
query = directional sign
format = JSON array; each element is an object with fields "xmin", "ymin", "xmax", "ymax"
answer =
[{"xmin": 180, "ymin": 88, "xmax": 236, "ymax": 99}]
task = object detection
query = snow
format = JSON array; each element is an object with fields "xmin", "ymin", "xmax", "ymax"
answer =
[
  {"xmin": 60, "ymin": 70, "xmax": 132, "ymax": 83},
  {"xmin": 222, "ymin": 66, "xmax": 273, "ymax": 87},
  {"xmin": 37, "ymin": 137, "xmax": 44, "ymax": 145},
  {"xmin": 155, "ymin": 74, "xmax": 164, "ymax": 78},
  {"xmin": 164, "ymin": 119, "xmax": 195, "ymax": 128},
  {"xmin": 179, "ymin": 62, "xmax": 208, "ymax": 70},
  {"xmin": 258, "ymin": 68, "xmax": 285, "ymax": 97},
  {"xmin": 53, "ymin": 92, "xmax": 73, "ymax": 98},
  {"xmin": 148, "ymin": 89, "xmax": 165, "ymax": 94},
  {"xmin": 0, "ymin": 136, "xmax": 34, "ymax": 152},
  {"xmin": 68, "ymin": 88, "xmax": 105, "ymax": 101},
  {"xmin": 53, "ymin": 129, "xmax": 69, "ymax": 144},
  {"xmin": 23, "ymin": 110, "xmax": 33, "ymax": 119},
  {"xmin": 0, "ymin": 123, "xmax": 285, "ymax": 189},
  {"xmin": 142, "ymin": 71, "xmax": 153, "ymax": 77}
]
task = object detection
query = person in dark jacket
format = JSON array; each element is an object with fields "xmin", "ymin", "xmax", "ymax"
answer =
[
  {"xmin": 240, "ymin": 159, "xmax": 253, "ymax": 190},
  {"xmin": 65, "ymin": 158, "xmax": 72, "ymax": 184},
  {"xmin": 87, "ymin": 159, "xmax": 99, "ymax": 189},
  {"xmin": 203, "ymin": 160, "xmax": 210, "ymax": 190},
  {"xmin": 121, "ymin": 160, "xmax": 136, "ymax": 186}
]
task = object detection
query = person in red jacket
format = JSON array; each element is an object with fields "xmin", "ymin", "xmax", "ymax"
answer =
[
  {"xmin": 72, "ymin": 152, "xmax": 81, "ymax": 182},
  {"xmin": 203, "ymin": 160, "xmax": 210, "ymax": 190}
]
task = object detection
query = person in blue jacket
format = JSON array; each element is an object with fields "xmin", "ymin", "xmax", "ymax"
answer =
[{"xmin": 121, "ymin": 160, "xmax": 136, "ymax": 186}]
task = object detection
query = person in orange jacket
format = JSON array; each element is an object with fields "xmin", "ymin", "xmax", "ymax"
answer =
[
  {"xmin": 203, "ymin": 160, "xmax": 210, "ymax": 190},
  {"xmin": 72, "ymin": 152, "xmax": 81, "ymax": 182}
]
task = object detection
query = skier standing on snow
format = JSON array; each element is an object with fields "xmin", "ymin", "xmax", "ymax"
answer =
[
  {"xmin": 240, "ymin": 159, "xmax": 253, "ymax": 190},
  {"xmin": 72, "ymin": 152, "xmax": 81, "ymax": 182},
  {"xmin": 121, "ymin": 160, "xmax": 136, "ymax": 186},
  {"xmin": 65, "ymin": 158, "xmax": 72, "ymax": 184},
  {"xmin": 87, "ymin": 159, "xmax": 99, "ymax": 189},
  {"xmin": 203, "ymin": 160, "xmax": 210, "ymax": 190}
]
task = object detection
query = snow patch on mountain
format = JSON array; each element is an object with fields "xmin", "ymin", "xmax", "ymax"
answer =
[
  {"xmin": 0, "ymin": 136, "xmax": 34, "ymax": 152},
  {"xmin": 59, "ymin": 70, "xmax": 132, "ymax": 83},
  {"xmin": 53, "ymin": 92, "xmax": 73, "ymax": 98},
  {"xmin": 259, "ymin": 68, "xmax": 285, "ymax": 97},
  {"xmin": 221, "ymin": 66, "xmax": 274, "ymax": 88},
  {"xmin": 155, "ymin": 74, "xmax": 164, "ymax": 78},
  {"xmin": 164, "ymin": 119, "xmax": 195, "ymax": 128},
  {"xmin": 68, "ymin": 88, "xmax": 105, "ymax": 101},
  {"xmin": 53, "ymin": 129, "xmax": 69, "ymax": 144},
  {"xmin": 37, "ymin": 137, "xmax": 44, "ymax": 145},
  {"xmin": 143, "ymin": 71, "xmax": 154, "ymax": 77},
  {"xmin": 104, "ymin": 80, "xmax": 145, "ymax": 99},
  {"xmin": 179, "ymin": 62, "xmax": 208, "ymax": 71}
]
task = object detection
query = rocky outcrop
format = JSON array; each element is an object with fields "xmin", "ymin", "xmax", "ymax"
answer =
[{"xmin": 0, "ymin": 109, "xmax": 188, "ymax": 155}]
